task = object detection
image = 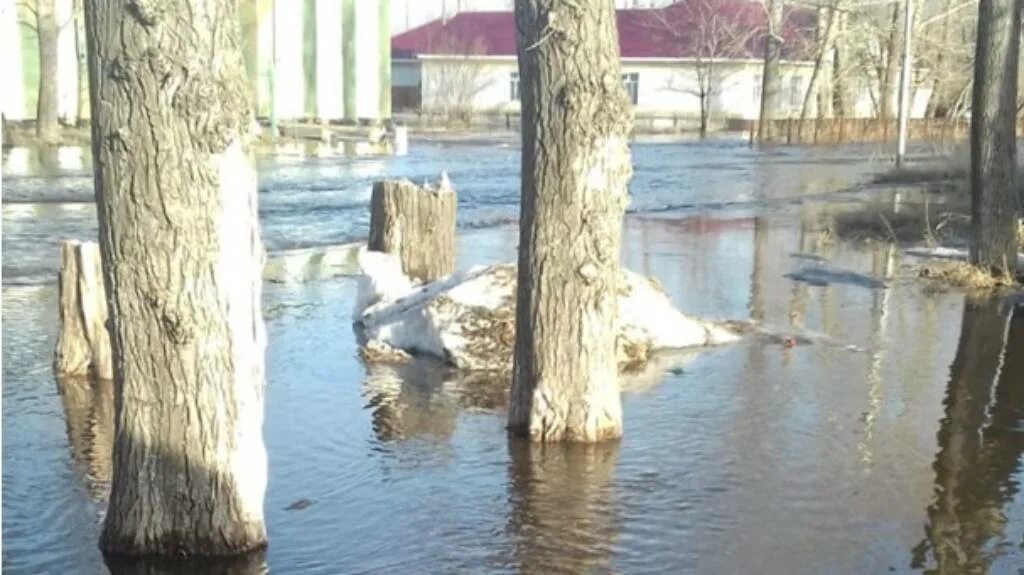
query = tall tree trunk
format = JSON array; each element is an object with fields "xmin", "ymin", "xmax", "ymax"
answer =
[
  {"xmin": 758, "ymin": 0, "xmax": 784, "ymax": 142},
  {"xmin": 880, "ymin": 4, "xmax": 901, "ymax": 122},
  {"xmin": 799, "ymin": 3, "xmax": 839, "ymax": 130},
  {"xmin": 970, "ymin": 0, "xmax": 1021, "ymax": 273},
  {"xmin": 36, "ymin": 0, "xmax": 59, "ymax": 144},
  {"xmin": 84, "ymin": 0, "xmax": 268, "ymax": 556},
  {"xmin": 74, "ymin": 0, "xmax": 89, "ymax": 125},
  {"xmin": 925, "ymin": 0, "xmax": 955, "ymax": 118},
  {"xmin": 832, "ymin": 9, "xmax": 846, "ymax": 118},
  {"xmin": 509, "ymin": 0, "xmax": 633, "ymax": 443}
]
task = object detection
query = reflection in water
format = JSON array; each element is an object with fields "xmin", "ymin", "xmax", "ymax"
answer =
[
  {"xmin": 104, "ymin": 549, "xmax": 267, "ymax": 575},
  {"xmin": 912, "ymin": 299, "xmax": 1024, "ymax": 573},
  {"xmin": 859, "ymin": 241, "xmax": 899, "ymax": 470},
  {"xmin": 56, "ymin": 376, "xmax": 114, "ymax": 500},
  {"xmin": 504, "ymin": 440, "xmax": 620, "ymax": 574},
  {"xmin": 362, "ymin": 359, "xmax": 507, "ymax": 442}
]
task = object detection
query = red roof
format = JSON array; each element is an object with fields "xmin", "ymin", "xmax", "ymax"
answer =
[{"xmin": 392, "ymin": 1, "xmax": 815, "ymax": 61}]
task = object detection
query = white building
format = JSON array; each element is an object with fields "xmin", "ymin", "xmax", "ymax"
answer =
[{"xmin": 392, "ymin": 1, "xmax": 930, "ymax": 122}]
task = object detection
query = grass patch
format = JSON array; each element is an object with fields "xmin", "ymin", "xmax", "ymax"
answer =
[{"xmin": 918, "ymin": 261, "xmax": 1021, "ymax": 292}]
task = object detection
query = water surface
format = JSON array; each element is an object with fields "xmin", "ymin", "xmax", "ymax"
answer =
[{"xmin": 3, "ymin": 138, "xmax": 1022, "ymax": 574}]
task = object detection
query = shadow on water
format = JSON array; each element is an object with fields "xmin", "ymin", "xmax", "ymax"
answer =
[
  {"xmin": 503, "ymin": 440, "xmax": 620, "ymax": 574},
  {"xmin": 912, "ymin": 299, "xmax": 1024, "ymax": 573},
  {"xmin": 103, "ymin": 551, "xmax": 267, "ymax": 575}
]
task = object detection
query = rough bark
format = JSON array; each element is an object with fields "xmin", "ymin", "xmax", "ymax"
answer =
[
  {"xmin": 55, "ymin": 240, "xmax": 113, "ymax": 380},
  {"xmin": 758, "ymin": 0, "xmax": 784, "ymax": 143},
  {"xmin": 84, "ymin": 0, "xmax": 268, "ymax": 556},
  {"xmin": 36, "ymin": 0, "xmax": 59, "ymax": 144},
  {"xmin": 969, "ymin": 0, "xmax": 1021, "ymax": 273},
  {"xmin": 368, "ymin": 176, "xmax": 457, "ymax": 283},
  {"xmin": 509, "ymin": 0, "xmax": 633, "ymax": 442}
]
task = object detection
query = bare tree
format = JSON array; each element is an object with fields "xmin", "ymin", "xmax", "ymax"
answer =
[
  {"xmin": 509, "ymin": 0, "xmax": 633, "ymax": 442},
  {"xmin": 423, "ymin": 36, "xmax": 495, "ymax": 124},
  {"xmin": 798, "ymin": 0, "xmax": 841, "ymax": 129},
  {"xmin": 84, "ymin": 0, "xmax": 268, "ymax": 555},
  {"xmin": 647, "ymin": 0, "xmax": 754, "ymax": 137},
  {"xmin": 969, "ymin": 0, "xmax": 1020, "ymax": 273}
]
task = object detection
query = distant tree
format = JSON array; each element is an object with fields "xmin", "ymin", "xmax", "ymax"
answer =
[
  {"xmin": 423, "ymin": 36, "xmax": 494, "ymax": 124},
  {"xmin": 969, "ymin": 0, "xmax": 1020, "ymax": 273},
  {"xmin": 647, "ymin": 0, "xmax": 755, "ymax": 137},
  {"xmin": 84, "ymin": 0, "xmax": 268, "ymax": 555},
  {"xmin": 509, "ymin": 0, "xmax": 633, "ymax": 442}
]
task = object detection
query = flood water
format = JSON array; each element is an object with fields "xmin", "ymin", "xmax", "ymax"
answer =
[{"xmin": 3, "ymin": 137, "xmax": 1023, "ymax": 574}]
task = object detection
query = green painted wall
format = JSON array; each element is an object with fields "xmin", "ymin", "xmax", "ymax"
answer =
[
  {"xmin": 303, "ymin": 0, "xmax": 317, "ymax": 118},
  {"xmin": 19, "ymin": 4, "xmax": 39, "ymax": 119},
  {"xmin": 342, "ymin": 0, "xmax": 357, "ymax": 121},
  {"xmin": 240, "ymin": 0, "xmax": 261, "ymax": 114}
]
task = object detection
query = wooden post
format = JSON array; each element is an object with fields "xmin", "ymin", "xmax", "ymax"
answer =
[
  {"xmin": 368, "ymin": 174, "xmax": 457, "ymax": 283},
  {"xmin": 55, "ymin": 240, "xmax": 112, "ymax": 380}
]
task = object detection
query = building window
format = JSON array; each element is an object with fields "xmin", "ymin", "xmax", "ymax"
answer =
[
  {"xmin": 622, "ymin": 73, "xmax": 639, "ymax": 105},
  {"xmin": 510, "ymin": 72, "xmax": 520, "ymax": 102},
  {"xmin": 789, "ymin": 76, "xmax": 804, "ymax": 109}
]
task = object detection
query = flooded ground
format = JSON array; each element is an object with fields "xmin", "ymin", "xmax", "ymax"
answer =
[{"xmin": 3, "ymin": 138, "xmax": 1023, "ymax": 574}]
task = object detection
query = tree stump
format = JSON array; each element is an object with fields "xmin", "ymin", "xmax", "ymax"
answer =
[
  {"xmin": 368, "ymin": 175, "xmax": 456, "ymax": 283},
  {"xmin": 55, "ymin": 240, "xmax": 112, "ymax": 380}
]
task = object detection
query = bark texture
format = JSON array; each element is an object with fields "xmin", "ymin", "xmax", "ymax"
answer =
[
  {"xmin": 55, "ymin": 240, "xmax": 113, "ymax": 380},
  {"xmin": 368, "ymin": 176, "xmax": 456, "ymax": 283},
  {"xmin": 509, "ymin": 0, "xmax": 633, "ymax": 442},
  {"xmin": 36, "ymin": 0, "xmax": 60, "ymax": 144},
  {"xmin": 84, "ymin": 0, "xmax": 268, "ymax": 556},
  {"xmin": 970, "ymin": 0, "xmax": 1021, "ymax": 273},
  {"xmin": 758, "ymin": 0, "xmax": 784, "ymax": 142}
]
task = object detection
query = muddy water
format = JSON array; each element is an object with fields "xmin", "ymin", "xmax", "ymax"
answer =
[{"xmin": 3, "ymin": 139, "xmax": 1023, "ymax": 574}]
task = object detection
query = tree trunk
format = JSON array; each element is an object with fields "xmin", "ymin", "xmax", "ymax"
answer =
[
  {"xmin": 84, "ymin": 0, "xmax": 268, "ymax": 556},
  {"xmin": 758, "ymin": 0, "xmax": 784, "ymax": 143},
  {"xmin": 368, "ymin": 176, "xmax": 457, "ymax": 283},
  {"xmin": 74, "ymin": 0, "xmax": 89, "ymax": 125},
  {"xmin": 55, "ymin": 240, "xmax": 112, "ymax": 380},
  {"xmin": 36, "ymin": 0, "xmax": 59, "ymax": 144},
  {"xmin": 925, "ymin": 0, "xmax": 955, "ymax": 118},
  {"xmin": 970, "ymin": 0, "xmax": 1021, "ymax": 274},
  {"xmin": 799, "ymin": 3, "xmax": 839, "ymax": 131},
  {"xmin": 880, "ymin": 4, "xmax": 902, "ymax": 124},
  {"xmin": 509, "ymin": 0, "xmax": 633, "ymax": 443},
  {"xmin": 832, "ymin": 9, "xmax": 847, "ymax": 118}
]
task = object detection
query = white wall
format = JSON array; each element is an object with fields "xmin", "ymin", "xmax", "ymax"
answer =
[
  {"xmin": 420, "ymin": 57, "xmax": 519, "ymax": 112},
  {"xmin": 416, "ymin": 57, "xmax": 828, "ymax": 121}
]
